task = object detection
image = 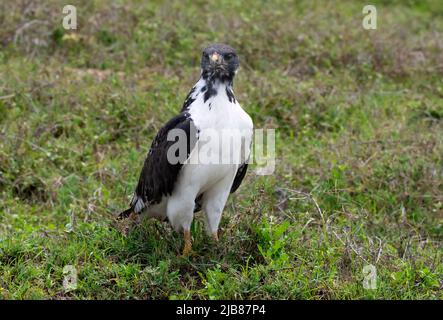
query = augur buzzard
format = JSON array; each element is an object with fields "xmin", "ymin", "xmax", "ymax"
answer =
[{"xmin": 118, "ymin": 44, "xmax": 253, "ymax": 256}]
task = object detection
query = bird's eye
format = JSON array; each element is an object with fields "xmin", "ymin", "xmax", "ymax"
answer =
[
  {"xmin": 203, "ymin": 52, "xmax": 209, "ymax": 59},
  {"xmin": 225, "ymin": 53, "xmax": 234, "ymax": 60}
]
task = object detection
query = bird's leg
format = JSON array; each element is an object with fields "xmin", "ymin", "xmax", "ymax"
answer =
[
  {"xmin": 182, "ymin": 229, "xmax": 192, "ymax": 257},
  {"xmin": 212, "ymin": 231, "xmax": 219, "ymax": 242}
]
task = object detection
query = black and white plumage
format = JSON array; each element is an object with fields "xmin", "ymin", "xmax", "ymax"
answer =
[{"xmin": 118, "ymin": 44, "xmax": 253, "ymax": 255}]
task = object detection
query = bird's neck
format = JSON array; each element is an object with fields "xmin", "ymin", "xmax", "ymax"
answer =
[
  {"xmin": 198, "ymin": 75, "xmax": 233, "ymax": 89},
  {"xmin": 181, "ymin": 76, "xmax": 236, "ymax": 112},
  {"xmin": 198, "ymin": 76, "xmax": 235, "ymax": 104}
]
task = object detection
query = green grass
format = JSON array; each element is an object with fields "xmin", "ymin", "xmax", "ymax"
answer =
[{"xmin": 0, "ymin": 0, "xmax": 442, "ymax": 299}]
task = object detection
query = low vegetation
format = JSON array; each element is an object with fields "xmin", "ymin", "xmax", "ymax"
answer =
[{"xmin": 0, "ymin": 0, "xmax": 442, "ymax": 299}]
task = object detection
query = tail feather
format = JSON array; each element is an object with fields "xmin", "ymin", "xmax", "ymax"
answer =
[{"xmin": 117, "ymin": 207, "xmax": 133, "ymax": 220}]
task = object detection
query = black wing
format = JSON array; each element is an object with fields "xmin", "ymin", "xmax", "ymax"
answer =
[
  {"xmin": 230, "ymin": 163, "xmax": 248, "ymax": 193},
  {"xmin": 230, "ymin": 135, "xmax": 252, "ymax": 194},
  {"xmin": 119, "ymin": 111, "xmax": 198, "ymax": 218}
]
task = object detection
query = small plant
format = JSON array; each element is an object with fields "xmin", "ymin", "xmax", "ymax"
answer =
[{"xmin": 255, "ymin": 219, "xmax": 291, "ymax": 267}]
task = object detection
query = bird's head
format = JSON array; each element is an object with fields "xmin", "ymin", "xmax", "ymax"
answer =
[{"xmin": 201, "ymin": 43, "xmax": 239, "ymax": 83}]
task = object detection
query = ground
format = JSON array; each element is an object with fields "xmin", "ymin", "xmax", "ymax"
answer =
[{"xmin": 0, "ymin": 0, "xmax": 442, "ymax": 299}]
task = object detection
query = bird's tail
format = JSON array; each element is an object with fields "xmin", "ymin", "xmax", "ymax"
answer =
[{"xmin": 117, "ymin": 207, "xmax": 133, "ymax": 220}]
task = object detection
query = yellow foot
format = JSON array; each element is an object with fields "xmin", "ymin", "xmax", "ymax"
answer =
[
  {"xmin": 181, "ymin": 230, "xmax": 193, "ymax": 257},
  {"xmin": 212, "ymin": 232, "xmax": 219, "ymax": 242}
]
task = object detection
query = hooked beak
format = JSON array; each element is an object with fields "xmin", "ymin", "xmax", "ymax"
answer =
[{"xmin": 210, "ymin": 52, "xmax": 222, "ymax": 64}]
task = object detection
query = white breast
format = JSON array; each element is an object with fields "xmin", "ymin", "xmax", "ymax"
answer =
[{"xmin": 180, "ymin": 81, "xmax": 253, "ymax": 195}]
